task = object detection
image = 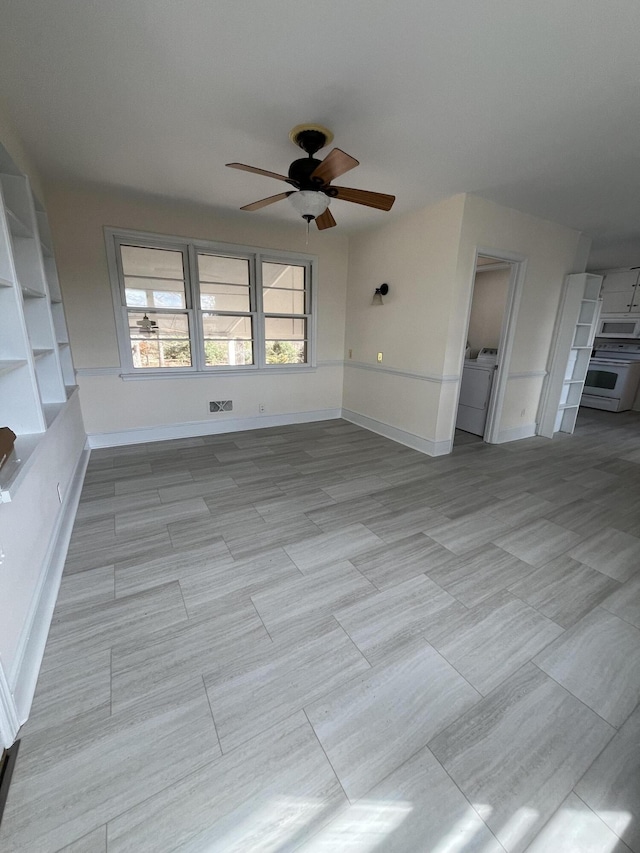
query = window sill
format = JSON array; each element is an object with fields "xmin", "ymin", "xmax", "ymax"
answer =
[{"xmin": 118, "ymin": 364, "xmax": 318, "ymax": 380}]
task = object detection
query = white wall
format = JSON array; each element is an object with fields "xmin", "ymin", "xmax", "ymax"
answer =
[
  {"xmin": 452, "ymin": 195, "xmax": 585, "ymax": 441},
  {"xmin": 342, "ymin": 192, "xmax": 586, "ymax": 451},
  {"xmin": 44, "ymin": 183, "xmax": 349, "ymax": 442},
  {"xmin": 342, "ymin": 196, "xmax": 466, "ymax": 453},
  {"xmin": 467, "ymin": 268, "xmax": 510, "ymax": 357}
]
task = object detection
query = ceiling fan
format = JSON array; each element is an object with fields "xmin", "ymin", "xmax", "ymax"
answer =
[{"xmin": 226, "ymin": 124, "xmax": 396, "ymax": 230}]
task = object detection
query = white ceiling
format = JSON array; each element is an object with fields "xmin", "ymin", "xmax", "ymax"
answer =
[{"xmin": 1, "ymin": 0, "xmax": 639, "ymax": 266}]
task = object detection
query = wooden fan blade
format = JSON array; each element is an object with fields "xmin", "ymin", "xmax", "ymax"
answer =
[
  {"xmin": 331, "ymin": 186, "xmax": 396, "ymax": 211},
  {"xmin": 226, "ymin": 163, "xmax": 291, "ymax": 183},
  {"xmin": 310, "ymin": 149, "xmax": 359, "ymax": 185},
  {"xmin": 240, "ymin": 192, "xmax": 293, "ymax": 211},
  {"xmin": 315, "ymin": 208, "xmax": 336, "ymax": 230}
]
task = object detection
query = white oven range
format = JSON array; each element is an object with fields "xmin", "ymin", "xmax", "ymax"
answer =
[{"xmin": 581, "ymin": 340, "xmax": 640, "ymax": 412}]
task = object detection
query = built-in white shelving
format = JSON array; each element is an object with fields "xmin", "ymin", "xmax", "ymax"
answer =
[
  {"xmin": 0, "ymin": 143, "xmax": 76, "ymax": 501},
  {"xmin": 539, "ymin": 273, "xmax": 602, "ymax": 437}
]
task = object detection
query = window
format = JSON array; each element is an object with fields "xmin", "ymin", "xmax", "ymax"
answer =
[{"xmin": 106, "ymin": 229, "xmax": 315, "ymax": 375}]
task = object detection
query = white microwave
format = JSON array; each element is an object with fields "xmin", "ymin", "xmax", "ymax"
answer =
[{"xmin": 597, "ymin": 315, "xmax": 640, "ymax": 338}]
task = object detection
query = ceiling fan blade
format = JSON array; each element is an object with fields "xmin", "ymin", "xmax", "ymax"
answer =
[
  {"xmin": 315, "ymin": 208, "xmax": 337, "ymax": 230},
  {"xmin": 240, "ymin": 192, "xmax": 293, "ymax": 212},
  {"xmin": 331, "ymin": 186, "xmax": 396, "ymax": 211},
  {"xmin": 226, "ymin": 163, "xmax": 291, "ymax": 183},
  {"xmin": 310, "ymin": 149, "xmax": 359, "ymax": 185}
]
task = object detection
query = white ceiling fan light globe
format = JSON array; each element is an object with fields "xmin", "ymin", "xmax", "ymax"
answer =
[{"xmin": 289, "ymin": 190, "xmax": 330, "ymax": 220}]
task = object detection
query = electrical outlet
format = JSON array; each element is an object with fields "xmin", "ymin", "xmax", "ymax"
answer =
[
  {"xmin": 259, "ymin": 403, "xmax": 265, "ymax": 413},
  {"xmin": 348, "ymin": 349, "xmax": 352, "ymax": 359},
  {"xmin": 377, "ymin": 351, "xmax": 383, "ymax": 363}
]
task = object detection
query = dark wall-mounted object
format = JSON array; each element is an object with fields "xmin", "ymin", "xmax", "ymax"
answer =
[
  {"xmin": 0, "ymin": 427, "xmax": 16, "ymax": 470},
  {"xmin": 372, "ymin": 283, "xmax": 389, "ymax": 305}
]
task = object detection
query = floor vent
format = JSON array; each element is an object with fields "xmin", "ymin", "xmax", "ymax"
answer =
[{"xmin": 209, "ymin": 400, "xmax": 233, "ymax": 413}]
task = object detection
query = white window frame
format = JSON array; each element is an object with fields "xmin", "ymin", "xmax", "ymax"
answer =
[{"xmin": 105, "ymin": 227, "xmax": 317, "ymax": 378}]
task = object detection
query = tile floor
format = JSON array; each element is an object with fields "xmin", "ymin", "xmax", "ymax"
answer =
[{"xmin": 2, "ymin": 409, "xmax": 640, "ymax": 852}]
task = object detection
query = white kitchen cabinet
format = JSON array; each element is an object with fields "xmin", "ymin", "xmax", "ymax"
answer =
[{"xmin": 600, "ymin": 268, "xmax": 640, "ymax": 314}]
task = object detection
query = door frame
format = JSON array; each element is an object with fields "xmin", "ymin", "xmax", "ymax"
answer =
[{"xmin": 460, "ymin": 247, "xmax": 528, "ymax": 444}]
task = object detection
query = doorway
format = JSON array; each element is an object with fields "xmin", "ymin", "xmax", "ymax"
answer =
[{"xmin": 454, "ymin": 252, "xmax": 524, "ymax": 445}]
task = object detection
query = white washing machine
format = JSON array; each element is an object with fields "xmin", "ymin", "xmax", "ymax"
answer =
[{"xmin": 456, "ymin": 348, "xmax": 497, "ymax": 436}]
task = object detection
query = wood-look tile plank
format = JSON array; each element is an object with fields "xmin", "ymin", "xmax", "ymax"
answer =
[
  {"xmin": 42, "ymin": 581, "xmax": 188, "ymax": 672},
  {"xmin": 296, "ymin": 743, "xmax": 503, "ymax": 852},
  {"xmin": 509, "ymin": 555, "xmax": 621, "ymax": 628},
  {"xmin": 534, "ymin": 608, "xmax": 640, "ymax": 728},
  {"xmin": 335, "ymin": 574, "xmax": 464, "ymax": 665},
  {"xmin": 55, "ymin": 826, "xmax": 107, "ymax": 853},
  {"xmin": 111, "ymin": 596, "xmax": 270, "ymax": 711},
  {"xmin": 567, "ymin": 527, "xmax": 640, "ymax": 583},
  {"xmin": 427, "ymin": 543, "xmax": 532, "ymax": 608},
  {"xmin": 114, "ymin": 496, "xmax": 210, "ymax": 535},
  {"xmin": 524, "ymin": 792, "xmax": 633, "ymax": 853},
  {"xmin": 283, "ymin": 523, "xmax": 384, "ymax": 573},
  {"xmin": 305, "ymin": 640, "xmax": 480, "ymax": 801},
  {"xmin": 492, "ymin": 518, "xmax": 581, "ymax": 568},
  {"xmin": 63, "ymin": 529, "xmax": 173, "ymax": 575},
  {"xmin": 427, "ymin": 590, "xmax": 564, "ymax": 695},
  {"xmin": 351, "ymin": 532, "xmax": 456, "ymax": 590},
  {"xmin": 428, "ymin": 510, "xmax": 514, "ymax": 556},
  {"xmin": 106, "ymin": 713, "xmax": 347, "ymax": 853},
  {"xmin": 429, "ymin": 663, "xmax": 615, "ymax": 853},
  {"xmin": 575, "ymin": 705, "xmax": 640, "ymax": 853},
  {"xmin": 53, "ymin": 564, "xmax": 115, "ymax": 616},
  {"xmin": 600, "ymin": 571, "xmax": 640, "ymax": 628},
  {"xmin": 204, "ymin": 622, "xmax": 370, "ymax": 752},
  {"xmin": 114, "ymin": 540, "xmax": 232, "ymax": 598},
  {"xmin": 179, "ymin": 548, "xmax": 301, "ymax": 619},
  {"xmin": 0, "ymin": 680, "xmax": 220, "ymax": 853},
  {"xmin": 251, "ymin": 560, "xmax": 376, "ymax": 641}
]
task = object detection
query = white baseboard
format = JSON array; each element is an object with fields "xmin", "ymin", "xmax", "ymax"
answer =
[
  {"xmin": 87, "ymin": 408, "xmax": 343, "ymax": 448},
  {"xmin": 495, "ymin": 422, "xmax": 538, "ymax": 443},
  {"xmin": 8, "ymin": 446, "xmax": 90, "ymax": 729},
  {"xmin": 342, "ymin": 409, "xmax": 452, "ymax": 456}
]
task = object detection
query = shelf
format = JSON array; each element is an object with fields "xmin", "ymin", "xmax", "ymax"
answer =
[
  {"xmin": 57, "ymin": 341, "xmax": 70, "ymax": 347},
  {"xmin": 0, "ymin": 276, "xmax": 13, "ymax": 288},
  {"xmin": 5, "ymin": 206, "xmax": 32, "ymax": 238},
  {"xmin": 564, "ymin": 378, "xmax": 584, "ymax": 384},
  {"xmin": 50, "ymin": 296, "xmax": 62, "ymax": 304},
  {"xmin": 40, "ymin": 240, "xmax": 53, "ymax": 257},
  {"xmin": 42, "ymin": 402, "xmax": 65, "ymax": 428},
  {"xmin": 32, "ymin": 348, "xmax": 54, "ymax": 360},
  {"xmin": 21, "ymin": 283, "xmax": 46, "ymax": 299},
  {"xmin": 0, "ymin": 359, "xmax": 28, "ymax": 376}
]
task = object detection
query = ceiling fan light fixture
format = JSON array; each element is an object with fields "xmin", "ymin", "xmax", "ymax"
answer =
[{"xmin": 289, "ymin": 190, "xmax": 330, "ymax": 222}]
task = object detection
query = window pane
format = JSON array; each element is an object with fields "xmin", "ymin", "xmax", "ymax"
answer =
[
  {"xmin": 124, "ymin": 276, "xmax": 186, "ymax": 309},
  {"xmin": 198, "ymin": 254, "xmax": 249, "ymax": 285},
  {"xmin": 127, "ymin": 311, "xmax": 191, "ymax": 368},
  {"xmin": 262, "ymin": 262, "xmax": 305, "ymax": 290},
  {"xmin": 264, "ymin": 317, "xmax": 306, "ymax": 340},
  {"xmin": 202, "ymin": 314, "xmax": 253, "ymax": 340},
  {"xmin": 204, "ymin": 340, "xmax": 253, "ymax": 366},
  {"xmin": 263, "ymin": 288, "xmax": 304, "ymax": 314},
  {"xmin": 200, "ymin": 282, "xmax": 250, "ymax": 312},
  {"xmin": 121, "ymin": 246, "xmax": 185, "ymax": 278},
  {"xmin": 265, "ymin": 340, "xmax": 306, "ymax": 364}
]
